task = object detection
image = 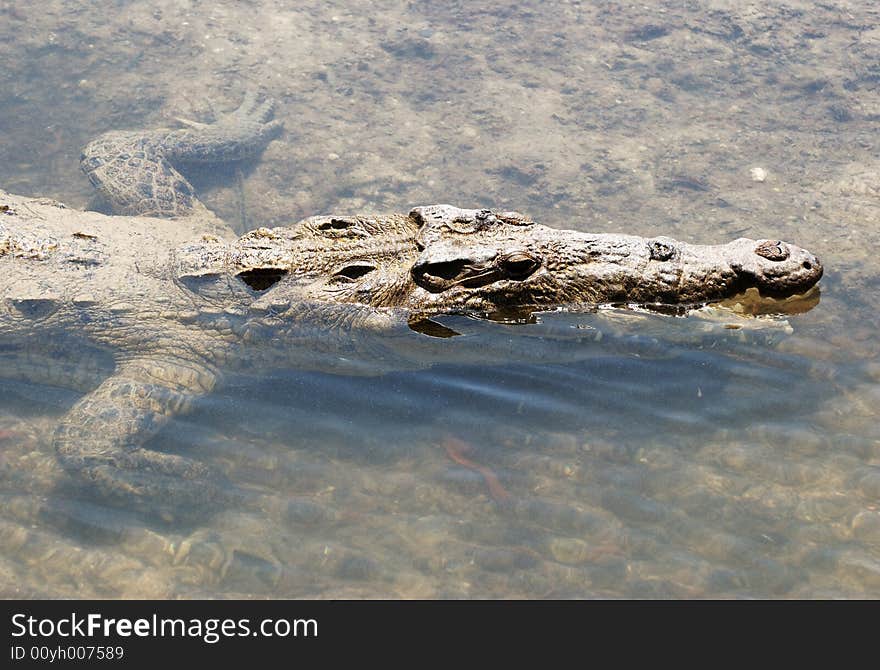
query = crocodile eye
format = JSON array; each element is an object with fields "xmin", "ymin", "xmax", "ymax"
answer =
[
  {"xmin": 648, "ymin": 240, "xmax": 677, "ymax": 261},
  {"xmin": 237, "ymin": 268, "xmax": 288, "ymax": 291},
  {"xmin": 319, "ymin": 218, "xmax": 356, "ymax": 231},
  {"xmin": 315, "ymin": 217, "xmax": 369, "ymax": 239},
  {"xmin": 754, "ymin": 240, "xmax": 790, "ymax": 261},
  {"xmin": 499, "ymin": 252, "xmax": 540, "ymax": 279}
]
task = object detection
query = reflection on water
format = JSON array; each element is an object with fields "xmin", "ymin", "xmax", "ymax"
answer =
[{"xmin": 1, "ymin": 1, "xmax": 880, "ymax": 598}]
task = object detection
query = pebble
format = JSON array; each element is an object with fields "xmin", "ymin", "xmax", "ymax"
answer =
[
  {"xmin": 221, "ymin": 550, "xmax": 281, "ymax": 590},
  {"xmin": 601, "ymin": 491, "xmax": 666, "ymax": 524},
  {"xmin": 742, "ymin": 557, "xmax": 799, "ymax": 595},
  {"xmin": 856, "ymin": 467, "xmax": 880, "ymax": 501},
  {"xmin": 284, "ymin": 499, "xmax": 338, "ymax": 526},
  {"xmin": 746, "ymin": 423, "xmax": 828, "ymax": 456},
  {"xmin": 835, "ymin": 550, "xmax": 880, "ymax": 589},
  {"xmin": 750, "ymin": 167, "xmax": 768, "ymax": 182},
  {"xmin": 851, "ymin": 511, "xmax": 880, "ymax": 544},
  {"xmin": 547, "ymin": 537, "xmax": 593, "ymax": 565},
  {"xmin": 706, "ymin": 568, "xmax": 747, "ymax": 593},
  {"xmin": 335, "ymin": 554, "xmax": 381, "ymax": 581},
  {"xmin": 473, "ymin": 547, "xmax": 538, "ymax": 572},
  {"xmin": 511, "ymin": 498, "xmax": 607, "ymax": 535},
  {"xmin": 794, "ymin": 493, "xmax": 852, "ymax": 523}
]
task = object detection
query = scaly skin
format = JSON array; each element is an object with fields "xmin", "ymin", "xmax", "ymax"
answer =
[
  {"xmin": 0, "ymin": 97, "xmax": 824, "ymax": 520},
  {"xmin": 80, "ymin": 91, "xmax": 282, "ymax": 217}
]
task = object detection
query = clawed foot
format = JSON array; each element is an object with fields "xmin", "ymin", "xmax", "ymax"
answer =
[
  {"xmin": 229, "ymin": 89, "xmax": 279, "ymax": 126},
  {"xmin": 177, "ymin": 90, "xmax": 280, "ymax": 129},
  {"xmin": 165, "ymin": 89, "xmax": 284, "ymax": 163},
  {"xmin": 207, "ymin": 89, "xmax": 284, "ymax": 145}
]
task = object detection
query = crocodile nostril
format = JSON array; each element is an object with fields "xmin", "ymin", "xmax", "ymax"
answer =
[
  {"xmin": 803, "ymin": 261, "xmax": 813, "ymax": 270},
  {"xmin": 755, "ymin": 240, "xmax": 790, "ymax": 261}
]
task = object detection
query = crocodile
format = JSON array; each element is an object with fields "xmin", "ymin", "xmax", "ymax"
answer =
[
  {"xmin": 80, "ymin": 90, "xmax": 283, "ymax": 217},
  {"xmin": 0, "ymin": 94, "xmax": 824, "ymax": 519}
]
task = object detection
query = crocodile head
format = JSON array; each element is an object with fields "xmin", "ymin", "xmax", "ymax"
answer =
[
  {"xmin": 402, "ymin": 205, "xmax": 822, "ymax": 311},
  {"xmin": 405, "ymin": 206, "xmax": 822, "ymax": 314},
  {"xmin": 175, "ymin": 205, "xmax": 822, "ymax": 328}
]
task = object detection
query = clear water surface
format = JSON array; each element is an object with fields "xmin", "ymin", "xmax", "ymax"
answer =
[{"xmin": 0, "ymin": 1, "xmax": 878, "ymax": 598}]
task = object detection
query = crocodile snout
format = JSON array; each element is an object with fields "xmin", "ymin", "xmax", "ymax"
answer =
[{"xmin": 733, "ymin": 239, "xmax": 823, "ymax": 297}]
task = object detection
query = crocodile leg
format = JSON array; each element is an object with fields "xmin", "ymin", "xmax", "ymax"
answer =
[
  {"xmin": 80, "ymin": 92, "xmax": 283, "ymax": 217},
  {"xmin": 80, "ymin": 132, "xmax": 202, "ymax": 217},
  {"xmin": 52, "ymin": 357, "xmax": 226, "ymax": 520}
]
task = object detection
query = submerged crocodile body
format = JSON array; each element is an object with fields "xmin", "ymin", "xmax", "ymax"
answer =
[{"xmin": 0, "ymin": 94, "xmax": 824, "ymax": 519}]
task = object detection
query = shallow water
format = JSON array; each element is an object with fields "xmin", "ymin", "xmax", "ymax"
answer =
[{"xmin": 1, "ymin": 1, "xmax": 879, "ymax": 598}]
